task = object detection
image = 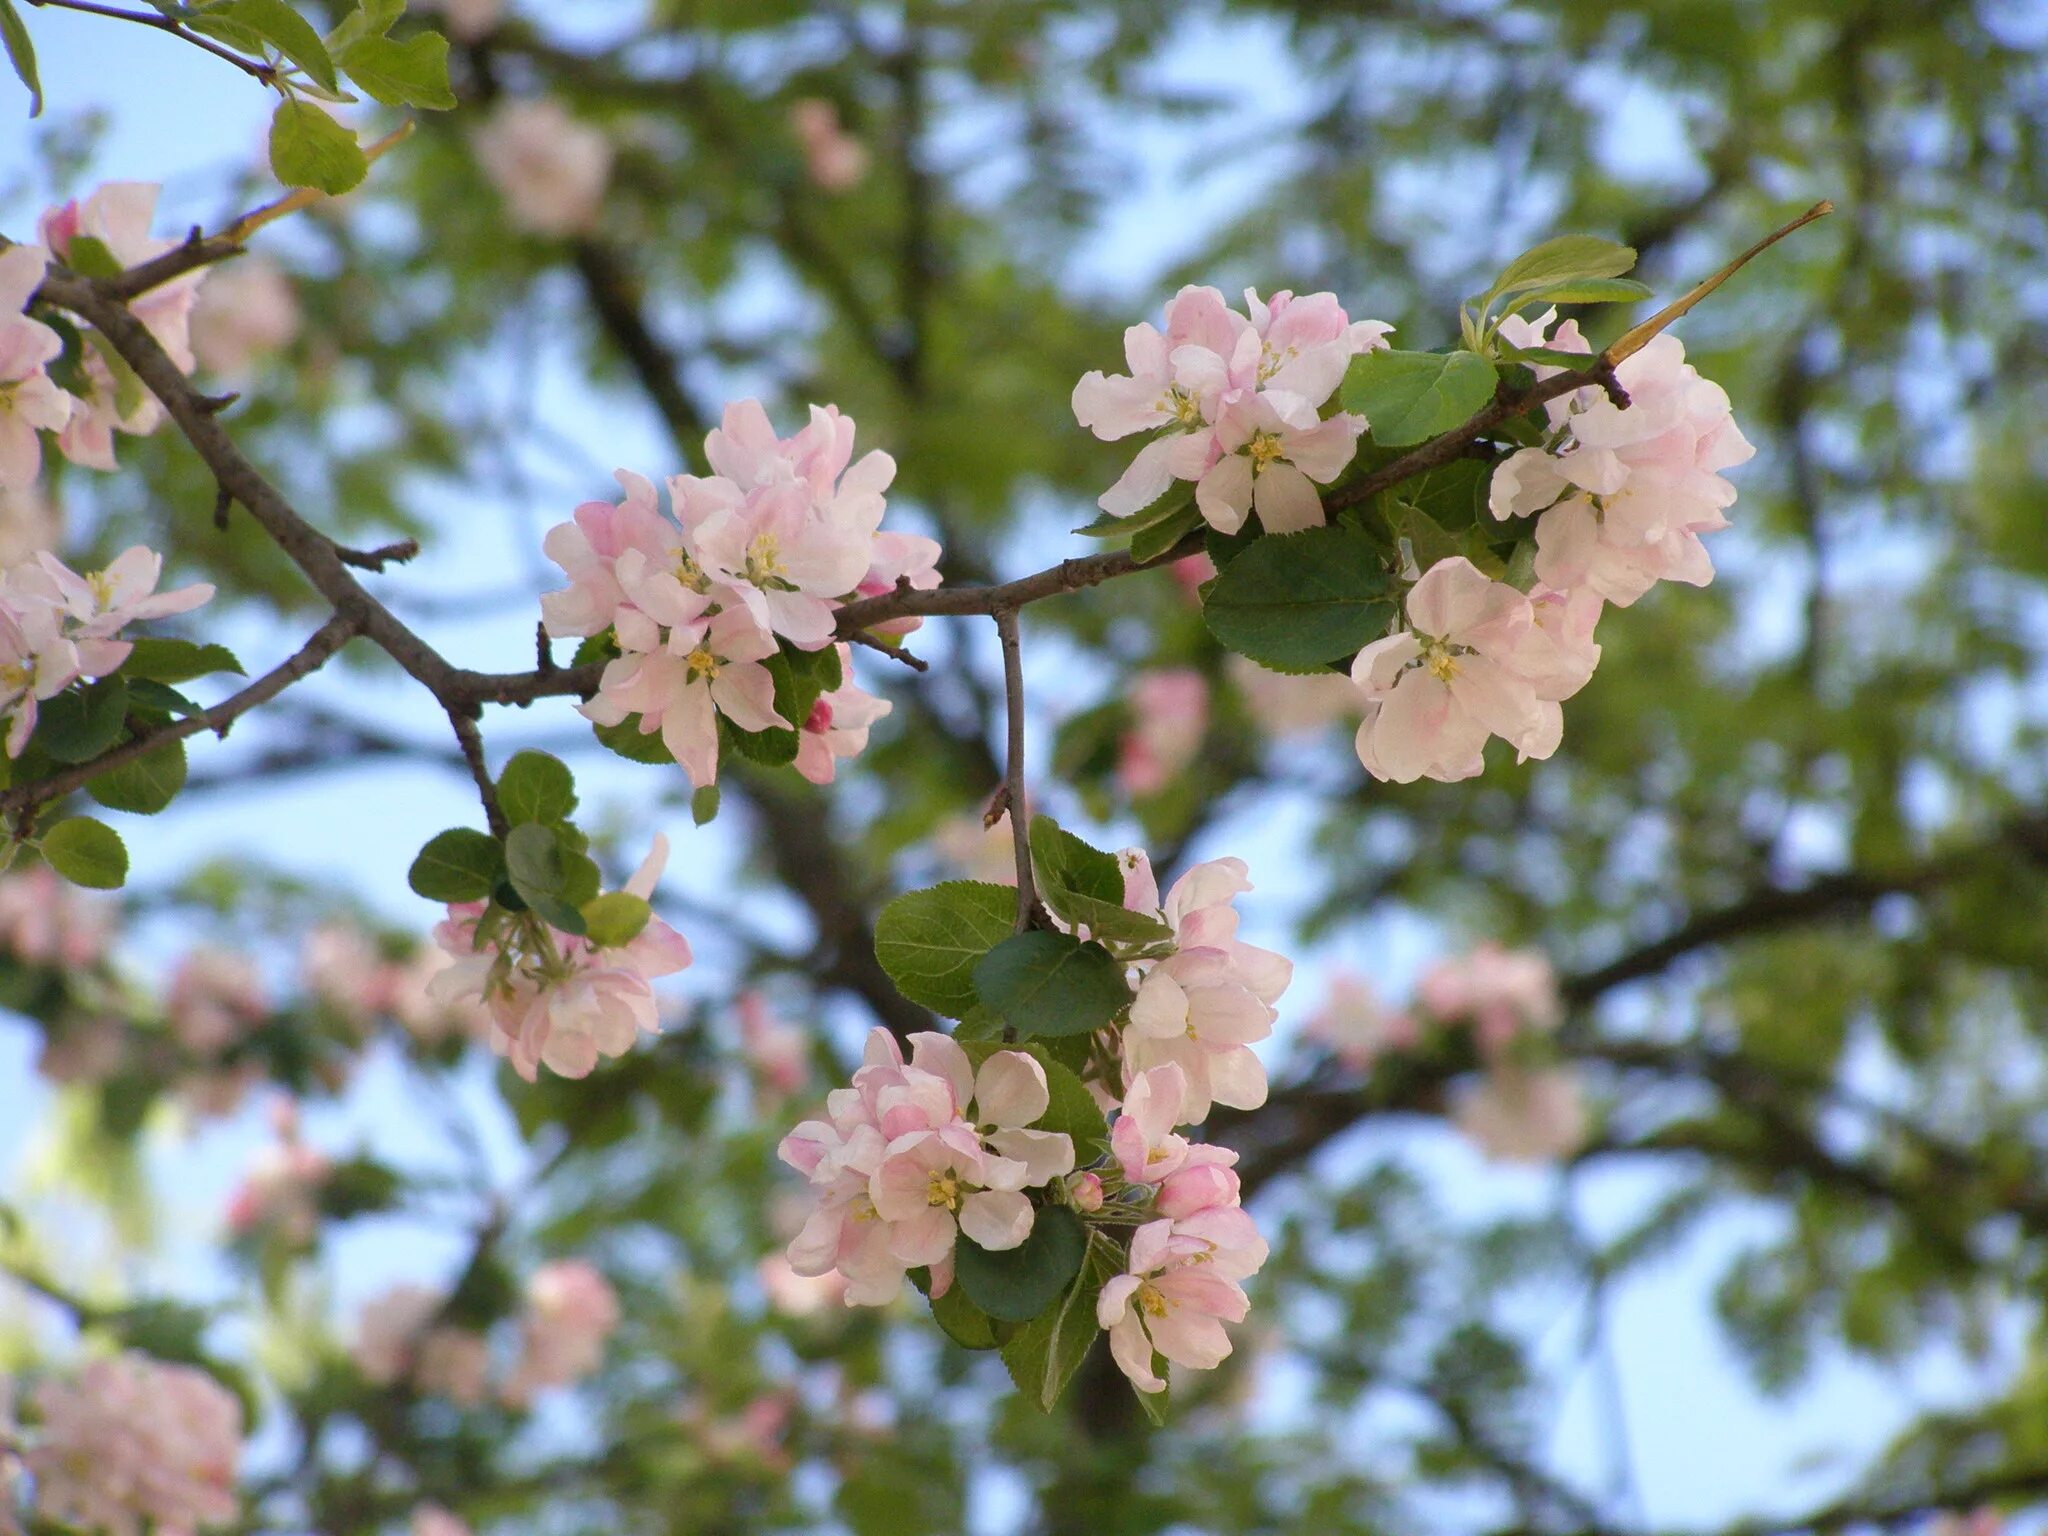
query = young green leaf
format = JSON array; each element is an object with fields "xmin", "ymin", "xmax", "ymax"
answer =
[
  {"xmin": 496, "ymin": 749, "xmax": 577, "ymax": 827},
  {"xmin": 120, "ymin": 637, "xmax": 246, "ymax": 685},
  {"xmin": 42, "ymin": 816, "xmax": 128, "ymax": 889},
  {"xmin": 1500, "ymin": 275, "xmax": 1652, "ymax": 312},
  {"xmin": 580, "ymin": 891, "xmax": 652, "ymax": 949},
  {"xmin": 1201, "ymin": 525, "xmax": 1393, "ymax": 673},
  {"xmin": 691, "ymin": 784, "xmax": 721, "ymax": 825},
  {"xmin": 337, "ymin": 31, "xmax": 455, "ymax": 109},
  {"xmin": 1342, "ymin": 348, "xmax": 1498, "ymax": 447},
  {"xmin": 503, "ymin": 822, "xmax": 598, "ymax": 935},
  {"xmin": 1028, "ymin": 816, "xmax": 1123, "ymax": 908},
  {"xmin": 202, "ymin": 0, "xmax": 340, "ymax": 91},
  {"xmin": 929, "ymin": 1281, "xmax": 1001, "ymax": 1350},
  {"xmin": 0, "ymin": 0, "xmax": 42, "ymax": 116},
  {"xmin": 35, "ymin": 678, "xmax": 129, "ymax": 764},
  {"xmin": 954, "ymin": 1204, "xmax": 1087, "ymax": 1323},
  {"xmin": 873, "ymin": 881, "xmax": 1016, "ymax": 1017},
  {"xmin": 1001, "ymin": 1234, "xmax": 1119, "ymax": 1409},
  {"xmin": 972, "ymin": 931, "xmax": 1130, "ymax": 1040},
  {"xmin": 1129, "ymin": 501, "xmax": 1203, "ymax": 565},
  {"xmin": 86, "ymin": 738, "xmax": 187, "ymax": 816},
  {"xmin": 269, "ymin": 99, "xmax": 368, "ymax": 195},
  {"xmin": 592, "ymin": 714, "xmax": 672, "ymax": 765},
  {"xmin": 406, "ymin": 827, "xmax": 505, "ymax": 903},
  {"xmin": 1484, "ymin": 233, "xmax": 1638, "ymax": 305}
]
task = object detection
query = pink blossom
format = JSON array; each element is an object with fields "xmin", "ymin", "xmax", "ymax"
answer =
[
  {"xmin": 473, "ymin": 99, "xmax": 612, "ymax": 237},
  {"xmin": 224, "ymin": 1124, "xmax": 330, "ymax": 1243},
  {"xmin": 352, "ymin": 1284, "xmax": 490, "ymax": 1404},
  {"xmin": 689, "ymin": 479, "xmax": 874, "ymax": 647},
  {"xmin": 37, "ymin": 1017, "xmax": 128, "ymax": 1084},
  {"xmin": 1073, "ymin": 284, "xmax": 1386, "ymax": 527},
  {"xmin": 1350, "ymin": 556, "xmax": 1574, "ymax": 783},
  {"xmin": 1117, "ymin": 668, "xmax": 1208, "ymax": 797},
  {"xmin": 0, "ymin": 244, "xmax": 71, "ymax": 492},
  {"xmin": 503, "ymin": 1259, "xmax": 620, "ymax": 1403},
  {"xmin": 1110, "ymin": 1063, "xmax": 1243, "ymax": 1218},
  {"xmin": 1097, "ymin": 1217, "xmax": 1255, "ymax": 1394},
  {"xmin": 581, "ymin": 609, "xmax": 787, "ymax": 787},
  {"xmin": 1416, "ymin": 942, "xmax": 1561, "ymax": 1054},
  {"xmin": 411, "ymin": 1506, "xmax": 474, "ymax": 1536},
  {"xmin": 26, "ymin": 1352, "xmax": 240, "ymax": 1536},
  {"xmin": 0, "ymin": 484, "xmax": 62, "ymax": 566},
  {"xmin": 1303, "ymin": 971, "xmax": 1415, "ymax": 1071},
  {"xmin": 1227, "ymin": 654, "xmax": 1359, "ymax": 737},
  {"xmin": 1168, "ymin": 552, "xmax": 1216, "ymax": 603},
  {"xmin": 1067, "ymin": 1170, "xmax": 1105, "ymax": 1212},
  {"xmin": 1454, "ymin": 1065, "xmax": 1587, "ymax": 1164},
  {"xmin": 738, "ymin": 991, "xmax": 809, "ymax": 1097},
  {"xmin": 538, "ymin": 471, "xmax": 681, "ymax": 644},
  {"xmin": 757, "ymin": 1253, "xmax": 847, "ymax": 1315},
  {"xmin": 166, "ymin": 947, "xmax": 269, "ymax": 1055},
  {"xmin": 1490, "ymin": 319, "xmax": 1754, "ymax": 607},
  {"xmin": 790, "ymin": 97, "xmax": 870, "ymax": 191},
  {"xmin": 1120, "ymin": 854, "xmax": 1291, "ymax": 1119},
  {"xmin": 190, "ymin": 256, "xmax": 300, "ymax": 378},
  {"xmin": 853, "ymin": 527, "xmax": 942, "ymax": 637},
  {"xmin": 15, "ymin": 545, "xmax": 214, "ymax": 677},
  {"xmin": 0, "ymin": 864, "xmax": 116, "ymax": 968},
  {"xmin": 429, "ymin": 835, "xmax": 692, "ymax": 1081},
  {"xmin": 795, "ymin": 658, "xmax": 892, "ymax": 785},
  {"xmin": 42, "ymin": 182, "xmax": 207, "ymax": 373},
  {"xmin": 0, "ymin": 597, "xmax": 76, "ymax": 755}
]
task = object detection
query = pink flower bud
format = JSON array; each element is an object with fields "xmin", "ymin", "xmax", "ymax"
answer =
[
  {"xmin": 1067, "ymin": 1171, "xmax": 1104, "ymax": 1212},
  {"xmin": 1156, "ymin": 1162, "xmax": 1239, "ymax": 1219}
]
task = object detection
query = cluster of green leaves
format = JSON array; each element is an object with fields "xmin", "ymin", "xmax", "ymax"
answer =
[
  {"xmin": 406, "ymin": 750, "xmax": 652, "ymax": 947},
  {"xmin": 0, "ymin": 0, "xmax": 453, "ymax": 192},
  {"xmin": 11, "ymin": 637, "xmax": 245, "ymax": 891}
]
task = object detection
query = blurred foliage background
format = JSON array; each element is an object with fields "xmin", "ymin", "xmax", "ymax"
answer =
[{"xmin": 7, "ymin": 1, "xmax": 2048, "ymax": 1533}]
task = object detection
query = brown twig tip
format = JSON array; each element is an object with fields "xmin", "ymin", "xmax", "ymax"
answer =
[
  {"xmin": 196, "ymin": 390, "xmax": 239, "ymax": 415},
  {"xmin": 334, "ymin": 539, "xmax": 422, "ymax": 573},
  {"xmin": 535, "ymin": 623, "xmax": 556, "ymax": 675}
]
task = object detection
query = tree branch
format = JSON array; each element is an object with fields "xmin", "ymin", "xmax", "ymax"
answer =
[{"xmin": 994, "ymin": 607, "xmax": 1037, "ymax": 930}]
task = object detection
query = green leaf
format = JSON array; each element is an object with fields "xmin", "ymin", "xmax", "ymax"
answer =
[
  {"xmin": 496, "ymin": 749, "xmax": 577, "ymax": 827},
  {"xmin": 1130, "ymin": 501, "xmax": 1203, "ymax": 565},
  {"xmin": 766, "ymin": 641, "xmax": 843, "ymax": 729},
  {"xmin": 406, "ymin": 827, "xmax": 504, "ymax": 903},
  {"xmin": 0, "ymin": 0, "xmax": 42, "ymax": 116},
  {"xmin": 83, "ymin": 330, "xmax": 146, "ymax": 417},
  {"xmin": 63, "ymin": 235, "xmax": 124, "ymax": 279},
  {"xmin": 930, "ymin": 1281, "xmax": 1001, "ymax": 1350},
  {"xmin": 1502, "ymin": 276, "xmax": 1652, "ymax": 311},
  {"xmin": 86, "ymin": 738, "xmax": 187, "ymax": 815},
  {"xmin": 1484, "ymin": 234, "xmax": 1638, "ymax": 304},
  {"xmin": 268, "ymin": 99, "xmax": 367, "ymax": 195},
  {"xmin": 123, "ymin": 680, "xmax": 202, "ymax": 721},
  {"xmin": 580, "ymin": 891, "xmax": 651, "ymax": 949},
  {"xmin": 36, "ymin": 678, "xmax": 129, "ymax": 763},
  {"xmin": 1386, "ymin": 500, "xmax": 1464, "ymax": 575},
  {"xmin": 1501, "ymin": 344, "xmax": 1603, "ymax": 371},
  {"xmin": 205, "ymin": 0, "xmax": 339, "ymax": 90},
  {"xmin": 720, "ymin": 717, "xmax": 800, "ymax": 767},
  {"xmin": 691, "ymin": 784, "xmax": 720, "ymax": 824},
  {"xmin": 503, "ymin": 822, "xmax": 598, "ymax": 935},
  {"xmin": 1028, "ymin": 816, "xmax": 1122, "ymax": 908},
  {"xmin": 1343, "ymin": 348, "xmax": 1498, "ymax": 447},
  {"xmin": 337, "ymin": 30, "xmax": 454, "ymax": 108},
  {"xmin": 324, "ymin": 0, "xmax": 403, "ymax": 52},
  {"xmin": 873, "ymin": 881, "xmax": 1016, "ymax": 1018},
  {"xmin": 592, "ymin": 714, "xmax": 672, "ymax": 765},
  {"xmin": 120, "ymin": 637, "xmax": 245, "ymax": 685},
  {"xmin": 1134, "ymin": 1379, "xmax": 1169, "ymax": 1425},
  {"xmin": 1002, "ymin": 1234, "xmax": 1118, "ymax": 1409},
  {"xmin": 955, "ymin": 1204, "xmax": 1087, "ymax": 1323},
  {"xmin": 1201, "ymin": 525, "xmax": 1394, "ymax": 672},
  {"xmin": 972, "ymin": 931, "xmax": 1130, "ymax": 1040},
  {"xmin": 42, "ymin": 817, "xmax": 127, "ymax": 889}
]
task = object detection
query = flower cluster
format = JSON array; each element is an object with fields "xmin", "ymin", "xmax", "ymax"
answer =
[
  {"xmin": 473, "ymin": 98, "xmax": 613, "ymax": 237},
  {"xmin": 1, "ymin": 183, "xmax": 211, "ymax": 484},
  {"xmin": 778, "ymin": 1030, "xmax": 1077, "ymax": 1303},
  {"xmin": 1120, "ymin": 850, "xmax": 1292, "ymax": 1119},
  {"xmin": 1117, "ymin": 668, "xmax": 1209, "ymax": 798},
  {"xmin": 14, "ymin": 1352, "xmax": 241, "ymax": 1536},
  {"xmin": 1490, "ymin": 313, "xmax": 1755, "ymax": 605},
  {"xmin": 0, "ymin": 863, "xmax": 116, "ymax": 969},
  {"xmin": 503, "ymin": 1260, "xmax": 623, "ymax": 1404},
  {"xmin": 358, "ymin": 1266, "xmax": 623, "ymax": 1409},
  {"xmin": 428, "ymin": 835, "xmax": 692, "ymax": 1081},
  {"xmin": 1351, "ymin": 315, "xmax": 1749, "ymax": 782},
  {"xmin": 301, "ymin": 921, "xmax": 490, "ymax": 1045},
  {"xmin": 1096, "ymin": 1062, "xmax": 1269, "ymax": 1392},
  {"xmin": 540, "ymin": 401, "xmax": 935, "ymax": 787},
  {"xmin": 1302, "ymin": 943, "xmax": 1585, "ymax": 1164},
  {"xmin": 352, "ymin": 1284, "xmax": 492, "ymax": 1404},
  {"xmin": 1073, "ymin": 285, "xmax": 1390, "ymax": 534}
]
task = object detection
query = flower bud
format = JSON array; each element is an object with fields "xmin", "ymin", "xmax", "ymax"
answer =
[{"xmin": 1066, "ymin": 1171, "xmax": 1104, "ymax": 1213}]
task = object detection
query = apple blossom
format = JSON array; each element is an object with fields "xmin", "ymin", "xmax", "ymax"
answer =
[
  {"xmin": 0, "ymin": 863, "xmax": 116, "ymax": 968},
  {"xmin": 1415, "ymin": 942, "xmax": 1561, "ymax": 1054},
  {"xmin": 353, "ymin": 1284, "xmax": 491, "ymax": 1404},
  {"xmin": 0, "ymin": 244, "xmax": 71, "ymax": 491},
  {"xmin": 1453, "ymin": 1065, "xmax": 1588, "ymax": 1164},
  {"xmin": 580, "ymin": 608, "xmax": 787, "ymax": 787},
  {"xmin": 738, "ymin": 990, "xmax": 810, "ymax": 1096},
  {"xmin": 223, "ymin": 1116, "xmax": 331, "ymax": 1243},
  {"xmin": 1350, "ymin": 556, "xmax": 1580, "ymax": 783},
  {"xmin": 0, "ymin": 485, "xmax": 61, "ymax": 566},
  {"xmin": 24, "ymin": 1352, "xmax": 241, "ymax": 1536},
  {"xmin": 1118, "ymin": 667, "xmax": 1208, "ymax": 797},
  {"xmin": 795, "ymin": 658, "xmax": 893, "ymax": 785},
  {"xmin": 1119, "ymin": 852, "xmax": 1292, "ymax": 1119},
  {"xmin": 189, "ymin": 255, "xmax": 300, "ymax": 378},
  {"xmin": 41, "ymin": 182, "xmax": 207, "ymax": 372},
  {"xmin": 1098, "ymin": 1217, "xmax": 1255, "ymax": 1394},
  {"xmin": 473, "ymin": 99, "xmax": 613, "ymax": 237},
  {"xmin": 412, "ymin": 1507, "xmax": 474, "ymax": 1536},
  {"xmin": 790, "ymin": 96, "xmax": 871, "ymax": 192},
  {"xmin": 165, "ymin": 947, "xmax": 270, "ymax": 1055},
  {"xmin": 503, "ymin": 1259, "xmax": 621, "ymax": 1402},
  {"xmin": 10, "ymin": 545, "xmax": 215, "ymax": 677},
  {"xmin": 1489, "ymin": 315, "xmax": 1754, "ymax": 606},
  {"xmin": 429, "ymin": 835, "xmax": 692, "ymax": 1080},
  {"xmin": 1303, "ymin": 970, "xmax": 1416, "ymax": 1071}
]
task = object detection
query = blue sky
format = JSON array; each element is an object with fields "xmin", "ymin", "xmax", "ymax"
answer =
[{"xmin": 0, "ymin": 7, "xmax": 2015, "ymax": 1529}]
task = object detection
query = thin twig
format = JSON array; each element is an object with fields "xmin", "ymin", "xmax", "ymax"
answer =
[
  {"xmin": 994, "ymin": 607, "xmax": 1036, "ymax": 931},
  {"xmin": 0, "ymin": 616, "xmax": 359, "ymax": 819},
  {"xmin": 449, "ymin": 712, "xmax": 507, "ymax": 837},
  {"xmin": 333, "ymin": 538, "xmax": 421, "ymax": 572},
  {"xmin": 25, "ymin": 0, "xmax": 278, "ymax": 85},
  {"xmin": 844, "ymin": 628, "xmax": 927, "ymax": 672}
]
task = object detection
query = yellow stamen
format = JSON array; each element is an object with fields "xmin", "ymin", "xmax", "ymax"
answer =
[
  {"xmin": 925, "ymin": 1171, "xmax": 962, "ymax": 1210},
  {"xmin": 685, "ymin": 646, "xmax": 721, "ymax": 681},
  {"xmin": 1246, "ymin": 431, "xmax": 1287, "ymax": 472},
  {"xmin": 1136, "ymin": 1281, "xmax": 1170, "ymax": 1318}
]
